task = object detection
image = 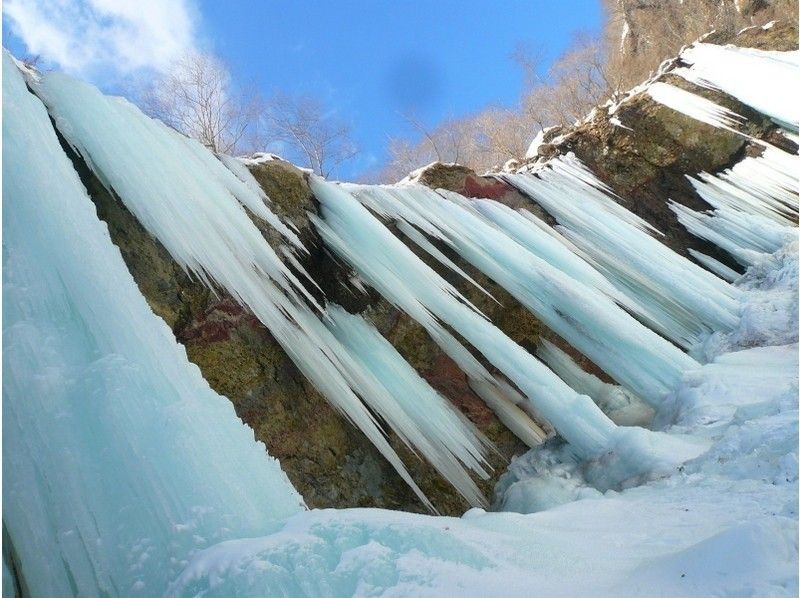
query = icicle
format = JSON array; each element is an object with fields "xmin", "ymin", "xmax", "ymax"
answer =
[
  {"xmin": 502, "ymin": 154, "xmax": 742, "ymax": 349},
  {"xmin": 311, "ymin": 175, "xmax": 694, "ymax": 461},
  {"xmin": 32, "ymin": 66, "xmax": 438, "ymax": 510},
  {"xmin": 688, "ymin": 249, "xmax": 741, "ymax": 282},
  {"xmin": 688, "ymin": 147, "xmax": 799, "ymax": 226},
  {"xmin": 471, "ymin": 199, "xmax": 634, "ymax": 304},
  {"xmin": 675, "ymin": 43, "xmax": 800, "ymax": 130},
  {"xmin": 396, "ymin": 219, "xmax": 497, "ymax": 303},
  {"xmin": 468, "ymin": 380, "xmax": 550, "ymax": 447},
  {"xmin": 670, "ymin": 201, "xmax": 794, "ymax": 267},
  {"xmin": 326, "ymin": 306, "xmax": 492, "ymax": 508},
  {"xmin": 2, "ymin": 52, "xmax": 304, "ymax": 596},
  {"xmin": 346, "ymin": 178, "xmax": 700, "ymax": 402},
  {"xmin": 647, "ymin": 81, "xmax": 746, "ymax": 130}
]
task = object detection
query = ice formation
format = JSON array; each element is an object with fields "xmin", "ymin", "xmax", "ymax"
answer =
[
  {"xmin": 502, "ymin": 154, "xmax": 743, "ymax": 350},
  {"xmin": 311, "ymin": 176, "xmax": 710, "ymax": 480},
  {"xmin": 3, "ymin": 32, "xmax": 799, "ymax": 596},
  {"xmin": 675, "ymin": 43, "xmax": 800, "ymax": 130},
  {"xmin": 346, "ymin": 179, "xmax": 699, "ymax": 403},
  {"xmin": 670, "ymin": 146, "xmax": 799, "ymax": 269},
  {"xmin": 312, "ymin": 177, "xmax": 621, "ymax": 458},
  {"xmin": 2, "ymin": 52, "xmax": 304, "ymax": 596},
  {"xmin": 30, "ymin": 63, "xmax": 507, "ymax": 511}
]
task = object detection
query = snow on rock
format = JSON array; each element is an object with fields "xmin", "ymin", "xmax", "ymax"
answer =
[{"xmin": 239, "ymin": 151, "xmax": 287, "ymax": 165}]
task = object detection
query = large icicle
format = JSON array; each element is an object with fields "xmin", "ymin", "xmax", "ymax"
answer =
[
  {"xmin": 2, "ymin": 52, "xmax": 304, "ymax": 597},
  {"xmin": 310, "ymin": 176, "xmax": 704, "ymax": 468},
  {"xmin": 687, "ymin": 147, "xmax": 799, "ymax": 225},
  {"xmin": 471, "ymin": 199, "xmax": 636, "ymax": 304},
  {"xmin": 326, "ymin": 306, "xmax": 492, "ymax": 507},
  {"xmin": 502, "ymin": 154, "xmax": 742, "ymax": 349},
  {"xmin": 675, "ymin": 43, "xmax": 800, "ymax": 130},
  {"xmin": 671, "ymin": 201, "xmax": 795, "ymax": 267},
  {"xmin": 31, "ymin": 67, "xmax": 439, "ymax": 509},
  {"xmin": 536, "ymin": 340, "xmax": 654, "ymax": 427},
  {"xmin": 647, "ymin": 81, "xmax": 746, "ymax": 130},
  {"xmin": 672, "ymin": 146, "xmax": 799, "ymax": 269}
]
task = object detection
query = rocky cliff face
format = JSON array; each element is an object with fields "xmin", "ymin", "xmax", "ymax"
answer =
[{"xmin": 57, "ymin": 20, "xmax": 795, "ymax": 515}]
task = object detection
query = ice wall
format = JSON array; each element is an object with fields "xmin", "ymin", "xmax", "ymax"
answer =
[
  {"xmin": 30, "ymin": 65, "xmax": 454, "ymax": 509},
  {"xmin": 2, "ymin": 52, "xmax": 304, "ymax": 596}
]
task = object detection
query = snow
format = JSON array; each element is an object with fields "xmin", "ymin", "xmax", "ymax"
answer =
[
  {"xmin": 524, "ymin": 127, "xmax": 549, "ymax": 159},
  {"xmin": 238, "ymin": 151, "xmax": 285, "ymax": 165}
]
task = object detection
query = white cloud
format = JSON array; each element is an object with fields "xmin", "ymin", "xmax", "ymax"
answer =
[{"xmin": 3, "ymin": 0, "xmax": 199, "ymax": 76}]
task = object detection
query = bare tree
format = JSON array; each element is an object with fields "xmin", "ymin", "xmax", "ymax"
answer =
[
  {"xmin": 376, "ymin": 35, "xmax": 619, "ymax": 181},
  {"xmin": 260, "ymin": 92, "xmax": 358, "ymax": 177},
  {"xmin": 601, "ymin": 0, "xmax": 794, "ymax": 90},
  {"xmin": 144, "ymin": 52, "xmax": 260, "ymax": 154}
]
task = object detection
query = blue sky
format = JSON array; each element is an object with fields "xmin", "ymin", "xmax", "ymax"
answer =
[{"xmin": 3, "ymin": 0, "xmax": 604, "ymax": 179}]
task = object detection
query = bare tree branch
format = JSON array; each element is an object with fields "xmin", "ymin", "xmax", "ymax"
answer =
[{"xmin": 259, "ymin": 92, "xmax": 358, "ymax": 177}]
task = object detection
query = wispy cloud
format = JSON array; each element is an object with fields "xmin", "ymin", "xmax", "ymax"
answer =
[{"xmin": 3, "ymin": 0, "xmax": 199, "ymax": 76}]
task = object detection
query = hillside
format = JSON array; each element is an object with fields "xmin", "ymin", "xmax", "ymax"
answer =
[{"xmin": 2, "ymin": 19, "xmax": 798, "ymax": 597}]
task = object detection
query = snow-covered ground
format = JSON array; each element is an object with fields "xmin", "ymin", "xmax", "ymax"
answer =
[{"xmin": 169, "ymin": 241, "xmax": 798, "ymax": 596}]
